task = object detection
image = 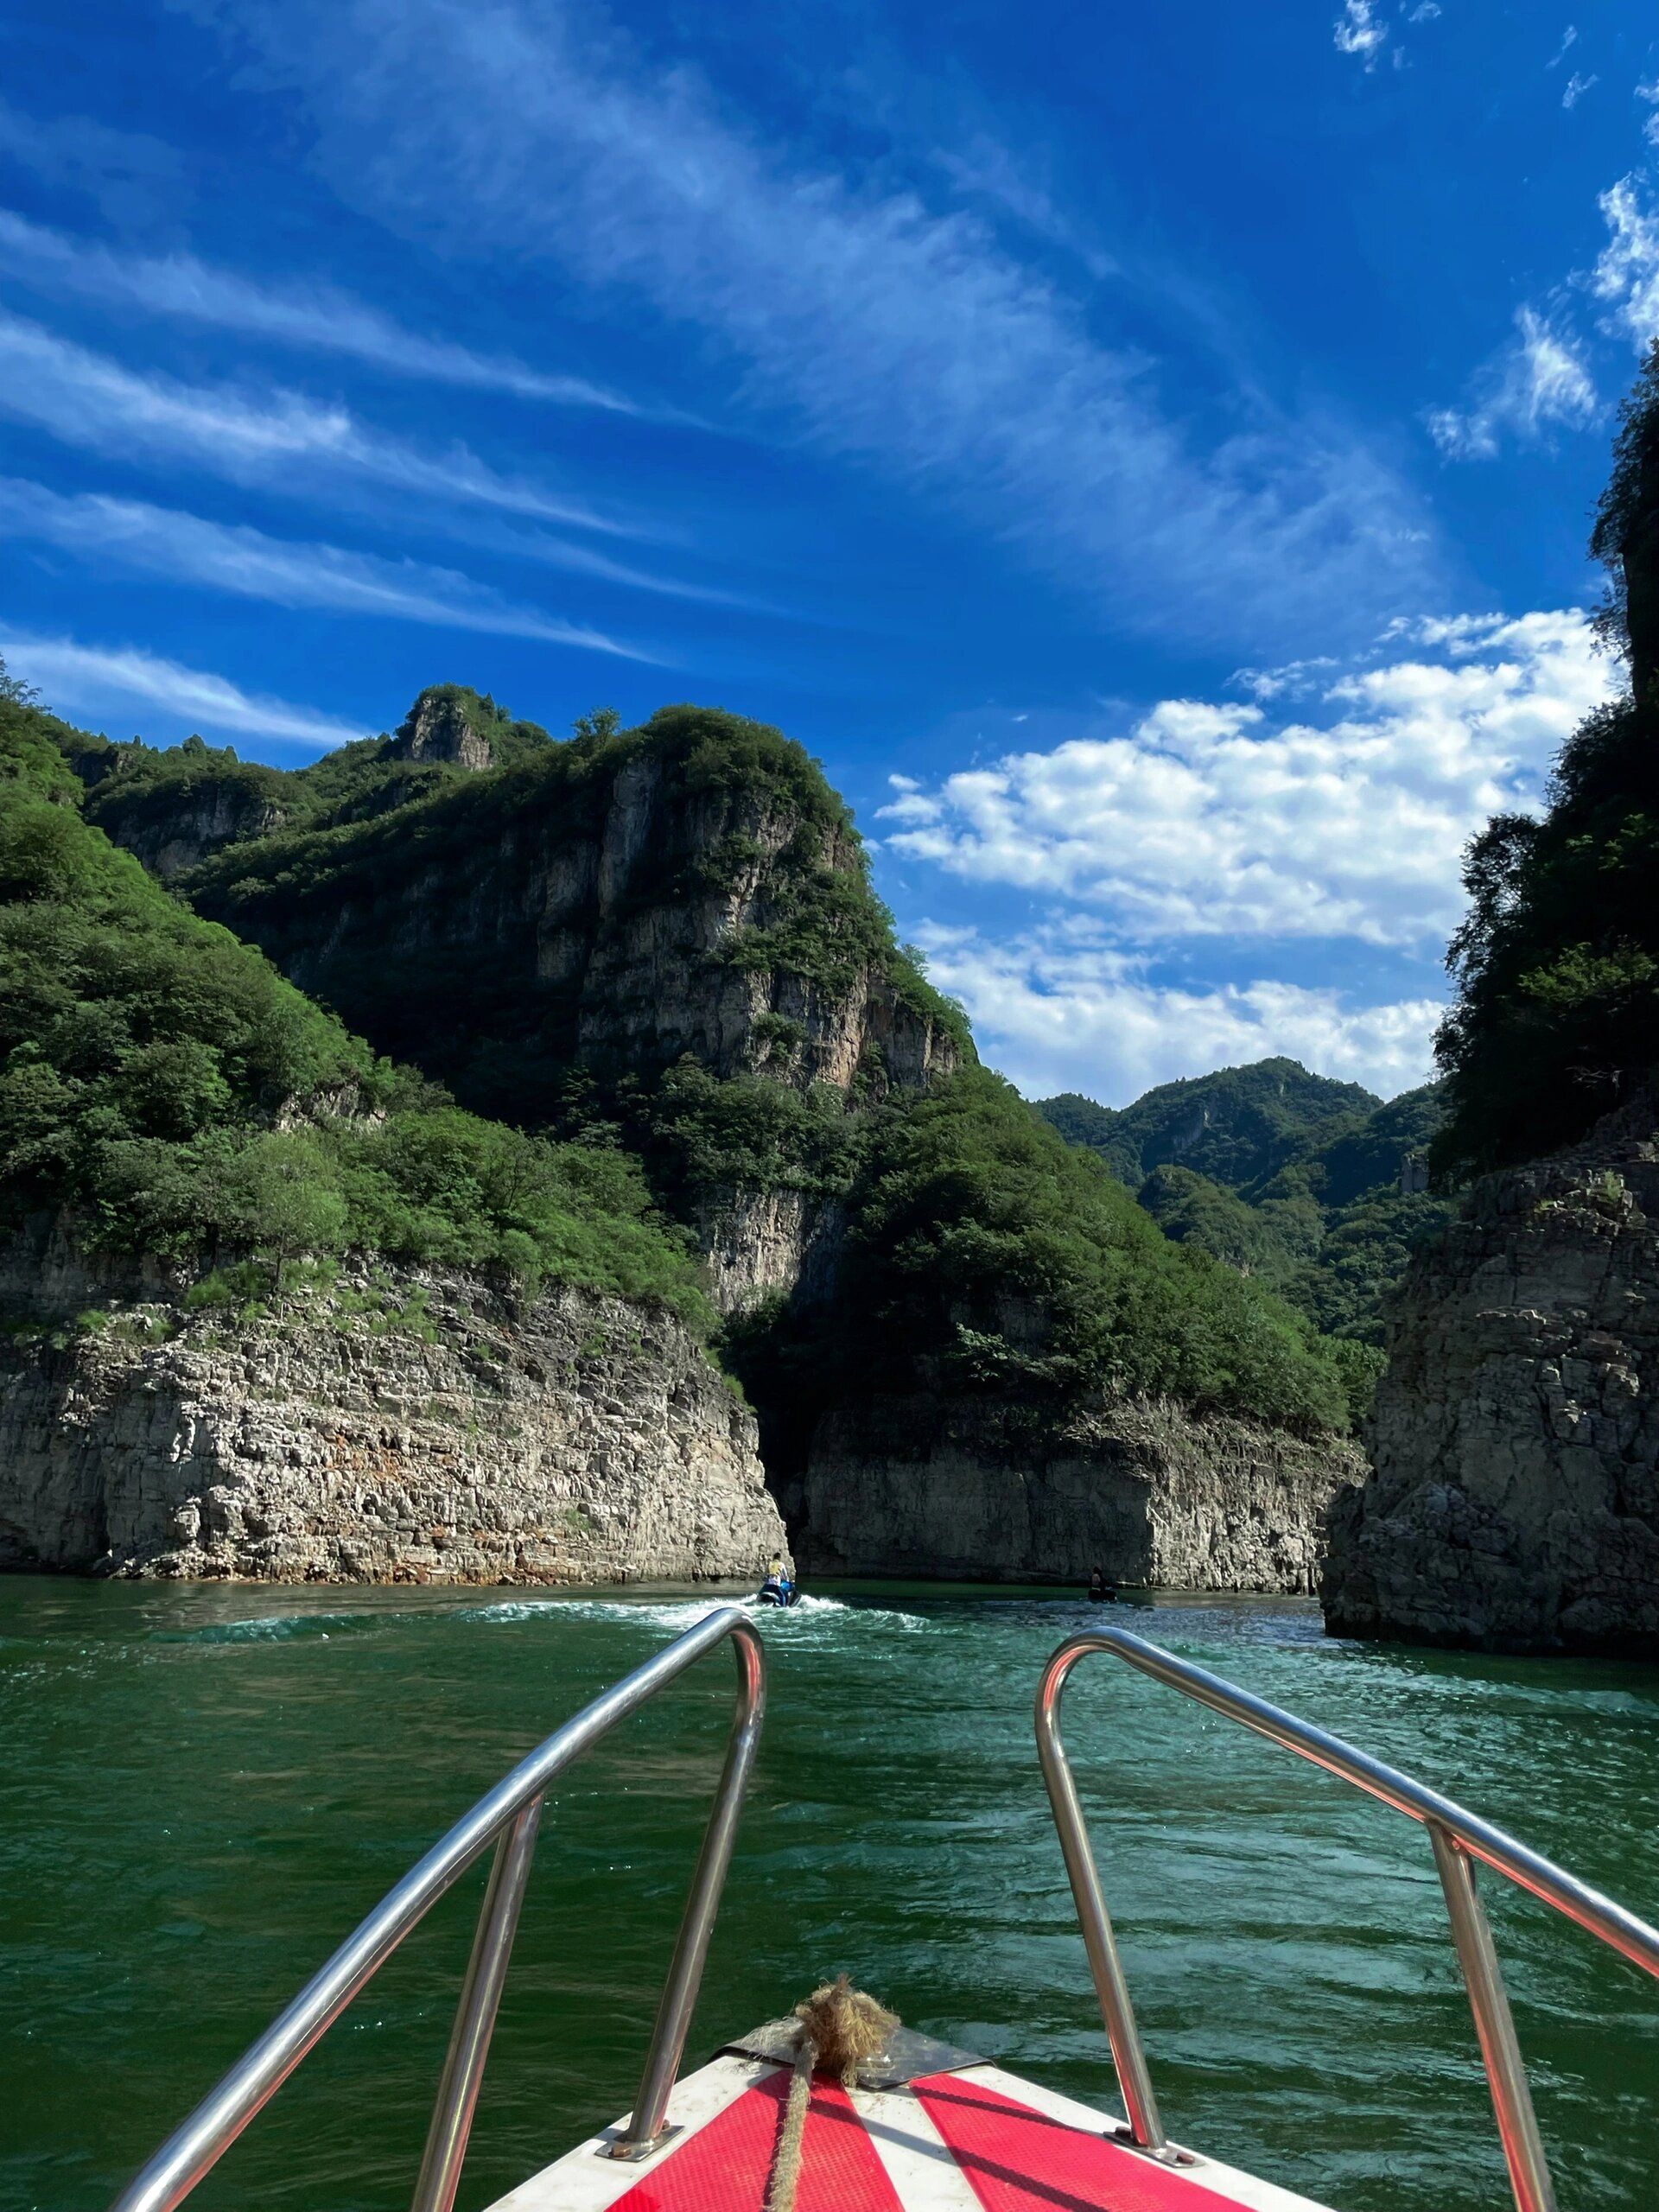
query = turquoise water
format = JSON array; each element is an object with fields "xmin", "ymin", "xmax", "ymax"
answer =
[{"xmin": 2, "ymin": 1578, "xmax": 1656, "ymax": 2212}]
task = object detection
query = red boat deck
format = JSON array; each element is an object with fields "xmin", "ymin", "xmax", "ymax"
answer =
[{"xmin": 485, "ymin": 2053, "xmax": 1334, "ymax": 2212}]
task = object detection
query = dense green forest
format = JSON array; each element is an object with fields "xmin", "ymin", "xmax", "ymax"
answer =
[
  {"xmin": 173, "ymin": 693, "xmax": 970, "ymax": 1149},
  {"xmin": 1039, "ymin": 1061, "xmax": 1452, "ymax": 1349},
  {"xmin": 732, "ymin": 1066, "xmax": 1366, "ymax": 1458},
  {"xmin": 1433, "ymin": 344, "xmax": 1659, "ymax": 1177},
  {"xmin": 4, "ymin": 667, "xmax": 1368, "ymax": 1441},
  {"xmin": 0, "ymin": 675, "xmax": 711, "ymax": 1325}
]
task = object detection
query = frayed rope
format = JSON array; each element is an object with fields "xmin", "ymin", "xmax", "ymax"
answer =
[{"xmin": 764, "ymin": 1977, "xmax": 899, "ymax": 2212}]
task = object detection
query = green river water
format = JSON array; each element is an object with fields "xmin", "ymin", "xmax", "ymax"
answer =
[{"xmin": 3, "ymin": 1578, "xmax": 1656, "ymax": 2212}]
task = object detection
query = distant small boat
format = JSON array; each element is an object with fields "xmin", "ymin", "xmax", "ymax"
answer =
[{"xmin": 107, "ymin": 1610, "xmax": 1659, "ymax": 2212}]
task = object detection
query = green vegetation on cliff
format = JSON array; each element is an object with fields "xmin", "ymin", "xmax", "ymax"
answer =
[
  {"xmin": 30, "ymin": 672, "xmax": 1369, "ymax": 1440},
  {"xmin": 1039, "ymin": 1058, "xmax": 1376, "ymax": 1189},
  {"xmin": 1039, "ymin": 1063, "xmax": 1452, "ymax": 1353},
  {"xmin": 173, "ymin": 700, "xmax": 969, "ymax": 1135},
  {"xmin": 65, "ymin": 683, "xmax": 556, "ymax": 874},
  {"xmin": 731, "ymin": 1065, "xmax": 1365, "ymax": 1449},
  {"xmin": 1434, "ymin": 347, "xmax": 1659, "ymax": 1178},
  {"xmin": 0, "ymin": 678, "xmax": 709, "ymax": 1325}
]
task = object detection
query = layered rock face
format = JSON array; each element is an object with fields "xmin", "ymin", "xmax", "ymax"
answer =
[
  {"xmin": 192, "ymin": 753, "xmax": 956, "ymax": 1102},
  {"xmin": 1322, "ymin": 1101, "xmax": 1659, "ymax": 1652},
  {"xmin": 183, "ymin": 731, "xmax": 961, "ymax": 1309},
  {"xmin": 92, "ymin": 774, "xmax": 286, "ymax": 880},
  {"xmin": 0, "ymin": 1261, "xmax": 784, "ymax": 1584},
  {"xmin": 791, "ymin": 1395, "xmax": 1366, "ymax": 1590}
]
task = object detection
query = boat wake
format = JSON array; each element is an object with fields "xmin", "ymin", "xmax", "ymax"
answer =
[{"xmin": 454, "ymin": 1593, "xmax": 929, "ymax": 1631}]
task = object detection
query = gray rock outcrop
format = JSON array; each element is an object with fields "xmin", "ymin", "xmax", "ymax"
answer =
[
  {"xmin": 790, "ymin": 1394, "xmax": 1366, "ymax": 1590},
  {"xmin": 0, "ymin": 1260, "xmax": 784, "ymax": 1584},
  {"xmin": 186, "ymin": 741, "xmax": 961, "ymax": 1311},
  {"xmin": 1322, "ymin": 1100, "xmax": 1659, "ymax": 1652}
]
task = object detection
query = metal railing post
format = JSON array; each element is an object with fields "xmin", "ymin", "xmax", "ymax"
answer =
[
  {"xmin": 108, "ymin": 1605, "xmax": 767, "ymax": 2212},
  {"xmin": 410, "ymin": 1796, "xmax": 545, "ymax": 2212},
  {"xmin": 614, "ymin": 1624, "xmax": 768, "ymax": 2155},
  {"xmin": 1034, "ymin": 1644, "xmax": 1168, "ymax": 2155},
  {"xmin": 1428, "ymin": 1823, "xmax": 1557, "ymax": 2212},
  {"xmin": 1034, "ymin": 1628, "xmax": 1659, "ymax": 2202}
]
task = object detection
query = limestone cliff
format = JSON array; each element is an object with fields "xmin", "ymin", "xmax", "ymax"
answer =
[
  {"xmin": 789, "ymin": 1394, "xmax": 1366, "ymax": 1590},
  {"xmin": 177, "ymin": 708, "xmax": 965, "ymax": 1309},
  {"xmin": 0, "ymin": 1255, "xmax": 784, "ymax": 1584},
  {"xmin": 1322, "ymin": 1099, "xmax": 1659, "ymax": 1652}
]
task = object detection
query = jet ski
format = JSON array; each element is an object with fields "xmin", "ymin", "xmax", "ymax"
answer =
[{"xmin": 757, "ymin": 1572, "xmax": 797, "ymax": 1607}]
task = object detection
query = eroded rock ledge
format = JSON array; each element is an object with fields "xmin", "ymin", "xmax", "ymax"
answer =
[
  {"xmin": 0, "ymin": 1259, "xmax": 784, "ymax": 1584},
  {"xmin": 1322, "ymin": 1099, "xmax": 1659, "ymax": 1653},
  {"xmin": 790, "ymin": 1395, "xmax": 1366, "ymax": 1590}
]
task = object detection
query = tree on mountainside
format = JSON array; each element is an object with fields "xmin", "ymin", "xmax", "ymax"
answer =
[
  {"xmin": 0, "ymin": 695, "xmax": 710, "ymax": 1322},
  {"xmin": 1433, "ymin": 343, "xmax": 1659, "ymax": 1179}
]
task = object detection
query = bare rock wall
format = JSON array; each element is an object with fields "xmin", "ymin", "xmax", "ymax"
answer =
[
  {"xmin": 1321, "ymin": 1100, "xmax": 1659, "ymax": 1651},
  {"xmin": 0, "ymin": 1262, "xmax": 784, "ymax": 1585}
]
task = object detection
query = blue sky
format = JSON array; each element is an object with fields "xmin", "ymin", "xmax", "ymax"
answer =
[{"xmin": 2, "ymin": 1, "xmax": 1654, "ymax": 1103}]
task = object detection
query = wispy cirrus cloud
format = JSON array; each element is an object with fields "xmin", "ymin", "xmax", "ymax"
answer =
[
  {"xmin": 0, "ymin": 208, "xmax": 637, "ymax": 412},
  {"xmin": 0, "ymin": 308, "xmax": 625, "ymax": 530},
  {"xmin": 1591, "ymin": 175, "xmax": 1659, "ymax": 347},
  {"xmin": 0, "ymin": 631, "xmax": 366, "ymax": 747},
  {"xmin": 196, "ymin": 0, "xmax": 1443, "ymax": 652},
  {"xmin": 0, "ymin": 95, "xmax": 183, "ymax": 227},
  {"xmin": 1426, "ymin": 306, "xmax": 1598, "ymax": 459},
  {"xmin": 0, "ymin": 478, "xmax": 648, "ymax": 655},
  {"xmin": 880, "ymin": 610, "xmax": 1609, "ymax": 950}
]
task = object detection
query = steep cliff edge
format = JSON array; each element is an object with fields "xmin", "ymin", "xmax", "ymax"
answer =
[
  {"xmin": 173, "ymin": 702, "xmax": 966, "ymax": 1309},
  {"xmin": 1321, "ymin": 1098, "xmax": 1659, "ymax": 1652},
  {"xmin": 791, "ymin": 1395, "xmax": 1365, "ymax": 1590},
  {"xmin": 0, "ymin": 1254, "xmax": 783, "ymax": 1583}
]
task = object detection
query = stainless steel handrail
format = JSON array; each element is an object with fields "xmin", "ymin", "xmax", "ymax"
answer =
[
  {"xmin": 109, "ymin": 1604, "xmax": 766, "ymax": 2212},
  {"xmin": 1036, "ymin": 1625, "xmax": 1659, "ymax": 2212}
]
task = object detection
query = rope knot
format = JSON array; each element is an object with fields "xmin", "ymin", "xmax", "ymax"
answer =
[{"xmin": 764, "ymin": 1978, "xmax": 900, "ymax": 2212}]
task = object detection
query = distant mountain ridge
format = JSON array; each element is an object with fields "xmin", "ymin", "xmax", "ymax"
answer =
[
  {"xmin": 1039, "ymin": 1058, "xmax": 1379, "ymax": 1194},
  {"xmin": 1036, "ymin": 1059, "xmax": 1452, "ymax": 1347}
]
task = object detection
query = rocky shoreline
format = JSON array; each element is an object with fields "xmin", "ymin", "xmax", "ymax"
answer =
[
  {"xmin": 0, "ymin": 1259, "xmax": 784, "ymax": 1585},
  {"xmin": 791, "ymin": 1392, "xmax": 1367, "ymax": 1592}
]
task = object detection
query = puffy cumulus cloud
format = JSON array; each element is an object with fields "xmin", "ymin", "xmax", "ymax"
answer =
[
  {"xmin": 0, "ymin": 632, "xmax": 365, "ymax": 748},
  {"xmin": 1426, "ymin": 308, "xmax": 1599, "ymax": 460},
  {"xmin": 912, "ymin": 921, "xmax": 1444, "ymax": 1103},
  {"xmin": 880, "ymin": 610, "xmax": 1611, "ymax": 949}
]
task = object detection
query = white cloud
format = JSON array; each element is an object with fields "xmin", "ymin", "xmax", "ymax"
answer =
[
  {"xmin": 0, "ymin": 209, "xmax": 636, "ymax": 413},
  {"xmin": 198, "ymin": 0, "xmax": 1441, "ymax": 651},
  {"xmin": 1426, "ymin": 306, "xmax": 1598, "ymax": 459},
  {"xmin": 1590, "ymin": 176, "xmax": 1659, "ymax": 347},
  {"xmin": 1562, "ymin": 71, "xmax": 1599, "ymax": 110},
  {"xmin": 1638, "ymin": 79, "xmax": 1659, "ymax": 148},
  {"xmin": 0, "ymin": 309, "xmax": 622, "ymax": 530},
  {"xmin": 1546, "ymin": 26, "xmax": 1579, "ymax": 67},
  {"xmin": 0, "ymin": 632, "xmax": 367, "ymax": 748},
  {"xmin": 913, "ymin": 921, "xmax": 1444, "ymax": 1103},
  {"xmin": 0, "ymin": 478, "xmax": 646, "ymax": 655},
  {"xmin": 1333, "ymin": 2, "xmax": 1389, "ymax": 68},
  {"xmin": 880, "ymin": 610, "xmax": 1611, "ymax": 949}
]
